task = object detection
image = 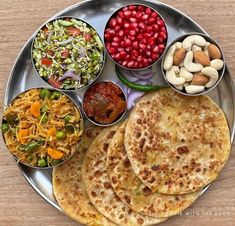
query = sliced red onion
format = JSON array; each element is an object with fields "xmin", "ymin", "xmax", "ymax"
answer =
[
  {"xmin": 58, "ymin": 70, "xmax": 81, "ymax": 81},
  {"xmin": 57, "ymin": 37, "xmax": 73, "ymax": 45},
  {"xmin": 122, "ymin": 71, "xmax": 139, "ymax": 82},
  {"xmin": 127, "ymin": 92, "xmax": 144, "ymax": 110},
  {"xmin": 130, "ymin": 71, "xmax": 154, "ymax": 80}
]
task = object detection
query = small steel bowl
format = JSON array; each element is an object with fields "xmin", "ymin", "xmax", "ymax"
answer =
[
  {"xmin": 31, "ymin": 16, "xmax": 106, "ymax": 92},
  {"xmin": 1, "ymin": 87, "xmax": 84, "ymax": 169},
  {"xmin": 104, "ymin": 3, "xmax": 168, "ymax": 71},
  {"xmin": 161, "ymin": 32, "xmax": 225, "ymax": 96},
  {"xmin": 82, "ymin": 81, "xmax": 127, "ymax": 127}
]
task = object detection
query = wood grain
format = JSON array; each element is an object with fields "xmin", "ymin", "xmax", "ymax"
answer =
[{"xmin": 0, "ymin": 0, "xmax": 234, "ymax": 226}]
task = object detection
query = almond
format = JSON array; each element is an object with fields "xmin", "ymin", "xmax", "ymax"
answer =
[
  {"xmin": 173, "ymin": 48, "xmax": 186, "ymax": 66},
  {"xmin": 191, "ymin": 73, "xmax": 210, "ymax": 86},
  {"xmin": 208, "ymin": 44, "xmax": 221, "ymax": 59},
  {"xmin": 193, "ymin": 51, "xmax": 210, "ymax": 66}
]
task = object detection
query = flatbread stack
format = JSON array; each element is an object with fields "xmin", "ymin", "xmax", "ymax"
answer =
[{"xmin": 53, "ymin": 88, "xmax": 231, "ymax": 226}]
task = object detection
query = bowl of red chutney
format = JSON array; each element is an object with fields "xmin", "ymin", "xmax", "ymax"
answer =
[{"xmin": 82, "ymin": 81, "xmax": 127, "ymax": 126}]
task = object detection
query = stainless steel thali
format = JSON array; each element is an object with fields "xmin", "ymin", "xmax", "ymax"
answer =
[{"xmin": 4, "ymin": 0, "xmax": 235, "ymax": 216}]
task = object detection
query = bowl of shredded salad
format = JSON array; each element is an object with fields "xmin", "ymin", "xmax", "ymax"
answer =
[{"xmin": 32, "ymin": 17, "xmax": 105, "ymax": 90}]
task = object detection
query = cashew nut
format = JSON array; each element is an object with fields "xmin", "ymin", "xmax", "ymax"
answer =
[
  {"xmin": 166, "ymin": 66, "xmax": 186, "ymax": 86},
  {"xmin": 164, "ymin": 42, "xmax": 183, "ymax": 70},
  {"xmin": 185, "ymin": 85, "xmax": 205, "ymax": 94},
  {"xmin": 203, "ymin": 42, "xmax": 210, "ymax": 57},
  {"xmin": 163, "ymin": 45, "xmax": 176, "ymax": 70},
  {"xmin": 201, "ymin": 67, "xmax": 219, "ymax": 88},
  {"xmin": 192, "ymin": 45, "xmax": 202, "ymax": 52},
  {"xmin": 182, "ymin": 35, "xmax": 207, "ymax": 51},
  {"xmin": 179, "ymin": 67, "xmax": 193, "ymax": 82},
  {"xmin": 174, "ymin": 85, "xmax": 184, "ymax": 90},
  {"xmin": 184, "ymin": 51, "xmax": 203, "ymax": 72},
  {"xmin": 210, "ymin": 59, "xmax": 224, "ymax": 70}
]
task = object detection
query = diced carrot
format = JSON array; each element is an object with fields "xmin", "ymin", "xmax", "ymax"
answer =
[
  {"xmin": 47, "ymin": 147, "xmax": 64, "ymax": 160},
  {"xmin": 30, "ymin": 101, "xmax": 40, "ymax": 117},
  {"xmin": 48, "ymin": 127, "xmax": 56, "ymax": 137},
  {"xmin": 18, "ymin": 129, "xmax": 29, "ymax": 144},
  {"xmin": 66, "ymin": 26, "xmax": 81, "ymax": 36}
]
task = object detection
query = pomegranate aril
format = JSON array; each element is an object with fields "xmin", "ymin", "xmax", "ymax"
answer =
[
  {"xmin": 151, "ymin": 12, "xmax": 158, "ymax": 18},
  {"xmin": 106, "ymin": 42, "xmax": 111, "ymax": 50},
  {"xmin": 142, "ymin": 14, "xmax": 149, "ymax": 20},
  {"xmin": 132, "ymin": 10, "xmax": 137, "ymax": 17},
  {"xmin": 119, "ymin": 50, "xmax": 126, "ymax": 59},
  {"xmin": 124, "ymin": 23, "xmax": 130, "ymax": 29},
  {"xmin": 143, "ymin": 33, "xmax": 151, "ymax": 39},
  {"xmin": 153, "ymin": 46, "xmax": 159, "ymax": 53},
  {"xmin": 124, "ymin": 10, "xmax": 132, "ymax": 18},
  {"xmin": 139, "ymin": 44, "xmax": 146, "ymax": 51},
  {"xmin": 159, "ymin": 32, "xmax": 167, "ymax": 40},
  {"xmin": 158, "ymin": 44, "xmax": 165, "ymax": 51},
  {"xmin": 122, "ymin": 61, "xmax": 128, "ymax": 67},
  {"xmin": 153, "ymin": 33, "xmax": 159, "ymax": 39},
  {"xmin": 118, "ymin": 11, "xmax": 124, "ymax": 18},
  {"xmin": 121, "ymin": 41, "xmax": 125, "ymax": 47},
  {"xmin": 133, "ymin": 41, "xmax": 138, "ymax": 49},
  {"xmin": 104, "ymin": 32, "xmax": 112, "ymax": 41},
  {"xmin": 115, "ymin": 25, "xmax": 121, "ymax": 31},
  {"xmin": 145, "ymin": 8, "xmax": 152, "ymax": 14},
  {"xmin": 143, "ymin": 58, "xmax": 149, "ymax": 66},
  {"xmin": 138, "ymin": 5, "xmax": 145, "ymax": 12},
  {"xmin": 141, "ymin": 38, "xmax": 147, "ymax": 44},
  {"xmin": 122, "ymin": 6, "xmax": 129, "ymax": 12},
  {"xmin": 113, "ymin": 37, "xmax": 121, "ymax": 43},
  {"xmin": 137, "ymin": 34, "xmax": 144, "ymax": 40},
  {"xmin": 139, "ymin": 63, "xmax": 143, "ymax": 68},
  {"xmin": 148, "ymin": 17, "xmax": 156, "ymax": 25},
  {"xmin": 129, "ymin": 17, "xmax": 137, "ymax": 23},
  {"xmin": 153, "ymin": 24, "xmax": 159, "ymax": 31},
  {"xmin": 157, "ymin": 19, "xmax": 165, "ymax": 28},
  {"xmin": 117, "ymin": 47, "xmax": 124, "ymax": 52},
  {"xmin": 148, "ymin": 37, "xmax": 155, "ymax": 46},
  {"xmin": 161, "ymin": 26, "xmax": 167, "ymax": 33},
  {"xmin": 128, "ymin": 35, "xmax": 135, "ymax": 41},
  {"xmin": 134, "ymin": 62, "xmax": 138, "ymax": 68},
  {"xmin": 129, "ymin": 5, "xmax": 137, "ymax": 10},
  {"xmin": 125, "ymin": 47, "xmax": 131, "ymax": 52},
  {"xmin": 130, "ymin": 22, "xmax": 138, "ymax": 29},
  {"xmin": 125, "ymin": 55, "xmax": 131, "ymax": 60},
  {"xmin": 131, "ymin": 49, "xmax": 138, "ymax": 57},
  {"xmin": 146, "ymin": 51, "xmax": 151, "ymax": 56},
  {"xmin": 139, "ymin": 22, "xmax": 145, "ymax": 30},
  {"xmin": 147, "ymin": 45, "xmax": 151, "ymax": 50},
  {"xmin": 115, "ymin": 53, "xmax": 121, "ymax": 61},
  {"xmin": 137, "ymin": 56, "xmax": 143, "ymax": 62},
  {"xmin": 127, "ymin": 61, "xmax": 135, "ymax": 68},
  {"xmin": 124, "ymin": 29, "xmax": 130, "ymax": 35},
  {"xmin": 152, "ymin": 53, "xmax": 160, "ymax": 60},
  {"xmin": 118, "ymin": 30, "xmax": 124, "ymax": 37},
  {"xmin": 129, "ymin": 30, "xmax": 136, "ymax": 36},
  {"xmin": 157, "ymin": 38, "xmax": 164, "ymax": 43},
  {"xmin": 136, "ymin": 12, "xmax": 142, "ymax": 19},
  {"xmin": 111, "ymin": 42, "xmax": 119, "ymax": 47},
  {"xmin": 117, "ymin": 17, "xmax": 123, "ymax": 24},
  {"xmin": 109, "ymin": 18, "xmax": 117, "ymax": 28},
  {"xmin": 146, "ymin": 26, "xmax": 153, "ymax": 33}
]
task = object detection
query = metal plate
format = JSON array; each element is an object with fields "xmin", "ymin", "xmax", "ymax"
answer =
[{"xmin": 4, "ymin": 0, "xmax": 235, "ymax": 217}]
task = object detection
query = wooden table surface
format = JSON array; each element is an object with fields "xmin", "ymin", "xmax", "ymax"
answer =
[{"xmin": 0, "ymin": 0, "xmax": 235, "ymax": 226}]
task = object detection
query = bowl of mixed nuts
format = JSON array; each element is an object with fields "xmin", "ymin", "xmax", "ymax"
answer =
[{"xmin": 161, "ymin": 33, "xmax": 225, "ymax": 96}]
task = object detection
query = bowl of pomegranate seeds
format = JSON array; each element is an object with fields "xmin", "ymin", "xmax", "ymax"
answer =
[{"xmin": 104, "ymin": 4, "xmax": 168, "ymax": 70}]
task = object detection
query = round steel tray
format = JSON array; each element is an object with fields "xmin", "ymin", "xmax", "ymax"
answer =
[{"xmin": 3, "ymin": 0, "xmax": 235, "ymax": 219}]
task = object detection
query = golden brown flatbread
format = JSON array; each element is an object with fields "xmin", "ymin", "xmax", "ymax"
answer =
[
  {"xmin": 107, "ymin": 120, "xmax": 200, "ymax": 218},
  {"xmin": 124, "ymin": 88, "xmax": 231, "ymax": 194},
  {"xmin": 82, "ymin": 125, "xmax": 166, "ymax": 226},
  {"xmin": 53, "ymin": 127, "xmax": 117, "ymax": 226}
]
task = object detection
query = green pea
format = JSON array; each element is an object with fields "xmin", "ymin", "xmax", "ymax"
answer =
[
  {"xmin": 56, "ymin": 131, "xmax": 66, "ymax": 139},
  {"xmin": 1, "ymin": 123, "xmax": 9, "ymax": 133},
  {"xmin": 40, "ymin": 89, "xmax": 50, "ymax": 99},
  {"xmin": 41, "ymin": 105, "xmax": 48, "ymax": 113},
  {"xmin": 40, "ymin": 114, "xmax": 48, "ymax": 124},
  {"xmin": 27, "ymin": 155, "xmax": 33, "ymax": 163},
  {"xmin": 64, "ymin": 115, "xmax": 72, "ymax": 123},
  {"xmin": 50, "ymin": 91, "xmax": 61, "ymax": 100},
  {"xmin": 37, "ymin": 158, "xmax": 47, "ymax": 167}
]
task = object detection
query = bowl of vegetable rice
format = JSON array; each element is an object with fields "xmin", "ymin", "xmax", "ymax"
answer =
[{"xmin": 32, "ymin": 17, "xmax": 105, "ymax": 90}]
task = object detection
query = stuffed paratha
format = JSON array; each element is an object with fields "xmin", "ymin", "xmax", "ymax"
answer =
[
  {"xmin": 82, "ymin": 125, "xmax": 165, "ymax": 226},
  {"xmin": 53, "ymin": 127, "xmax": 117, "ymax": 226},
  {"xmin": 124, "ymin": 89, "xmax": 231, "ymax": 194}
]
